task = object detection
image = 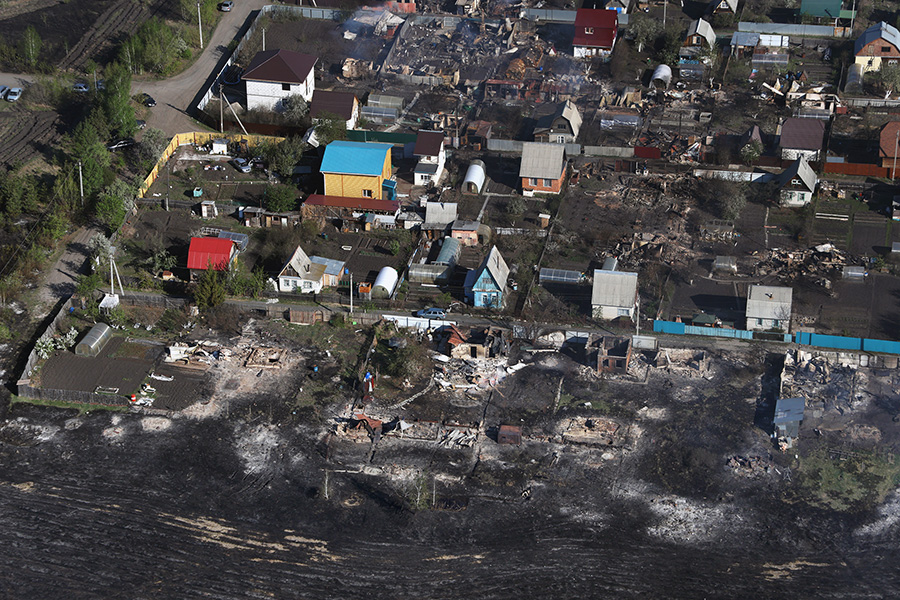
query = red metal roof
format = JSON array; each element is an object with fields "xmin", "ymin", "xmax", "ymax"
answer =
[
  {"xmin": 243, "ymin": 49, "xmax": 317, "ymax": 84},
  {"xmin": 573, "ymin": 9, "xmax": 617, "ymax": 49},
  {"xmin": 187, "ymin": 237, "xmax": 234, "ymax": 271},
  {"xmin": 304, "ymin": 194, "xmax": 399, "ymax": 213},
  {"xmin": 880, "ymin": 121, "xmax": 900, "ymax": 159}
]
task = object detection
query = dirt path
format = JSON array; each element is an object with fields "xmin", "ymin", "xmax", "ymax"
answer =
[
  {"xmin": 132, "ymin": 0, "xmax": 270, "ymax": 137},
  {"xmin": 34, "ymin": 224, "xmax": 103, "ymax": 318}
]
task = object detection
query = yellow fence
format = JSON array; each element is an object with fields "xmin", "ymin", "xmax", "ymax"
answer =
[{"xmin": 138, "ymin": 132, "xmax": 285, "ymax": 198}]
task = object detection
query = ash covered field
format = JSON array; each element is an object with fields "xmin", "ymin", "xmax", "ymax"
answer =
[{"xmin": 2, "ymin": 328, "xmax": 900, "ymax": 598}]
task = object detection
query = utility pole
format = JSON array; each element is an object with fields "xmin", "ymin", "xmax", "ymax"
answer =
[
  {"xmin": 893, "ymin": 127, "xmax": 899, "ymax": 182},
  {"xmin": 349, "ymin": 271, "xmax": 354, "ymax": 313},
  {"xmin": 165, "ymin": 162, "xmax": 170, "ymax": 211},
  {"xmin": 262, "ymin": 28, "xmax": 266, "ymax": 52},
  {"xmin": 197, "ymin": 2, "xmax": 204, "ymax": 50},
  {"xmin": 219, "ymin": 83, "xmax": 224, "ymax": 133},
  {"xmin": 77, "ymin": 161, "xmax": 84, "ymax": 208},
  {"xmin": 663, "ymin": 0, "xmax": 667, "ymax": 27}
]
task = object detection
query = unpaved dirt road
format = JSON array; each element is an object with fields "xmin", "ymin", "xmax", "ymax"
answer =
[
  {"xmin": 132, "ymin": 0, "xmax": 270, "ymax": 136},
  {"xmin": 35, "ymin": 225, "xmax": 104, "ymax": 317}
]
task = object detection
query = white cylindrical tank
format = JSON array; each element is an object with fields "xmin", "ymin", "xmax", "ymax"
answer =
[
  {"xmin": 463, "ymin": 160, "xmax": 486, "ymax": 194},
  {"xmin": 372, "ymin": 266, "xmax": 399, "ymax": 299}
]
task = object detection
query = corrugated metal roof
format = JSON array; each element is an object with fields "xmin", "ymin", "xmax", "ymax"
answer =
[
  {"xmin": 746, "ymin": 285, "xmax": 792, "ymax": 320},
  {"xmin": 243, "ymin": 49, "xmax": 317, "ymax": 84},
  {"xmin": 687, "ymin": 19, "xmax": 716, "ymax": 47},
  {"xmin": 800, "ymin": 0, "xmax": 841, "ymax": 17},
  {"xmin": 279, "ymin": 245, "xmax": 312, "ymax": 279},
  {"xmin": 731, "ymin": 31, "xmax": 759, "ymax": 47},
  {"xmin": 591, "ymin": 270, "xmax": 638, "ymax": 308},
  {"xmin": 774, "ymin": 397, "xmax": 805, "ymax": 424},
  {"xmin": 778, "ymin": 156, "xmax": 817, "ymax": 192},
  {"xmin": 780, "ymin": 118, "xmax": 825, "ymax": 151},
  {"xmin": 519, "ymin": 142, "xmax": 566, "ymax": 179},
  {"xmin": 424, "ymin": 202, "xmax": 458, "ymax": 228},
  {"xmin": 855, "ymin": 21, "xmax": 900, "ymax": 56},
  {"xmin": 480, "ymin": 246, "xmax": 510, "ymax": 289},
  {"xmin": 451, "ymin": 219, "xmax": 480, "ymax": 231},
  {"xmin": 414, "ymin": 131, "xmax": 445, "ymax": 157},
  {"xmin": 573, "ymin": 8, "xmax": 617, "ymax": 49},
  {"xmin": 320, "ymin": 141, "xmax": 391, "ymax": 176},
  {"xmin": 310, "ymin": 90, "xmax": 357, "ymax": 121},
  {"xmin": 310, "ymin": 255, "xmax": 345, "ymax": 276},
  {"xmin": 187, "ymin": 237, "xmax": 234, "ymax": 271},
  {"xmin": 534, "ymin": 100, "xmax": 583, "ymax": 139},
  {"xmin": 304, "ymin": 194, "xmax": 400, "ymax": 213}
]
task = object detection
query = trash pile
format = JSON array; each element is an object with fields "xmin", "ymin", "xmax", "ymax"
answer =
[
  {"xmin": 726, "ymin": 455, "xmax": 773, "ymax": 478},
  {"xmin": 433, "ymin": 355, "xmax": 526, "ymax": 390},
  {"xmin": 752, "ymin": 244, "xmax": 856, "ymax": 289}
]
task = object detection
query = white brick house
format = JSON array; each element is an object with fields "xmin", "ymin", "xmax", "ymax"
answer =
[{"xmin": 243, "ymin": 49, "xmax": 317, "ymax": 112}]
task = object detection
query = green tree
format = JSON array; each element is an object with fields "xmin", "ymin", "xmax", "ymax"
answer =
[
  {"xmin": 100, "ymin": 62, "xmax": 136, "ymax": 139},
  {"xmin": 282, "ymin": 94, "xmax": 309, "ymax": 125},
  {"xmin": 657, "ymin": 26, "xmax": 684, "ymax": 66},
  {"xmin": 265, "ymin": 184, "xmax": 298, "ymax": 212},
  {"xmin": 75, "ymin": 271, "xmax": 104, "ymax": 301},
  {"xmin": 39, "ymin": 205, "xmax": 69, "ymax": 246},
  {"xmin": 94, "ymin": 179, "xmax": 136, "ymax": 232},
  {"xmin": 696, "ymin": 178, "xmax": 747, "ymax": 220},
  {"xmin": 314, "ymin": 114, "xmax": 348, "ymax": 146},
  {"xmin": 628, "ymin": 14, "xmax": 661, "ymax": 53},
  {"xmin": 193, "ymin": 265, "xmax": 226, "ymax": 309},
  {"xmin": 740, "ymin": 140, "xmax": 763, "ymax": 165},
  {"xmin": 67, "ymin": 121, "xmax": 111, "ymax": 196},
  {"xmin": 506, "ymin": 196, "xmax": 526, "ymax": 218},
  {"xmin": 268, "ymin": 136, "xmax": 305, "ymax": 178},
  {"xmin": 881, "ymin": 65, "xmax": 900, "ymax": 93},
  {"xmin": 20, "ymin": 26, "xmax": 41, "ymax": 67},
  {"xmin": 389, "ymin": 239, "xmax": 401, "ymax": 255},
  {"xmin": 137, "ymin": 127, "xmax": 168, "ymax": 169},
  {"xmin": 0, "ymin": 171, "xmax": 25, "ymax": 218}
]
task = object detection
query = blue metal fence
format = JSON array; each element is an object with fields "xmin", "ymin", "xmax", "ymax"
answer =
[
  {"xmin": 652, "ymin": 321, "xmax": 900, "ymax": 355},
  {"xmin": 863, "ymin": 338, "xmax": 900, "ymax": 355},
  {"xmin": 684, "ymin": 325, "xmax": 754, "ymax": 339}
]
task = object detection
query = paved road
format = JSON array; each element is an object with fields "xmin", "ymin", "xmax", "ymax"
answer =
[{"xmin": 132, "ymin": 0, "xmax": 269, "ymax": 136}]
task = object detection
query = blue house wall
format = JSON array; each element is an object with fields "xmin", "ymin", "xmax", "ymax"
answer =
[{"xmin": 472, "ymin": 268, "xmax": 503, "ymax": 308}]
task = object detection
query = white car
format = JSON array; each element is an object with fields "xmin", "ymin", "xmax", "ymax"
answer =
[
  {"xmin": 6, "ymin": 88, "xmax": 21, "ymax": 102},
  {"xmin": 231, "ymin": 158, "xmax": 251, "ymax": 173}
]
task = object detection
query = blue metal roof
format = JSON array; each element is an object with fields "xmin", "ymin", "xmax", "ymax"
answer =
[
  {"xmin": 320, "ymin": 141, "xmax": 391, "ymax": 176},
  {"xmin": 310, "ymin": 255, "xmax": 345, "ymax": 276}
]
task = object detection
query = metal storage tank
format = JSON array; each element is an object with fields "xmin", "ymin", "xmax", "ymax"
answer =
[
  {"xmin": 372, "ymin": 266, "xmax": 399, "ymax": 299},
  {"xmin": 463, "ymin": 160, "xmax": 486, "ymax": 194},
  {"xmin": 75, "ymin": 323, "xmax": 112, "ymax": 357}
]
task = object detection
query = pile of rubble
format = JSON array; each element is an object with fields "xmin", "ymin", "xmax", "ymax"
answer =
[
  {"xmin": 433, "ymin": 355, "xmax": 525, "ymax": 390},
  {"xmin": 781, "ymin": 351, "xmax": 863, "ymax": 414},
  {"xmin": 726, "ymin": 455, "xmax": 773, "ymax": 478},
  {"xmin": 753, "ymin": 244, "xmax": 857, "ymax": 289}
]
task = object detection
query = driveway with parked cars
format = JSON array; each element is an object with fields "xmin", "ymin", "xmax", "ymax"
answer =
[{"xmin": 131, "ymin": 0, "xmax": 270, "ymax": 137}]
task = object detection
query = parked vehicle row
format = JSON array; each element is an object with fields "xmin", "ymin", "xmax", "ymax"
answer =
[{"xmin": 0, "ymin": 86, "xmax": 22, "ymax": 102}]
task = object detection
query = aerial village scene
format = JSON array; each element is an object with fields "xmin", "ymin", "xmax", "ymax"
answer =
[{"xmin": 2, "ymin": 0, "xmax": 900, "ymax": 595}]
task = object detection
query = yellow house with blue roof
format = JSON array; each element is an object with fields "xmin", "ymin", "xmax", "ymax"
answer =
[{"xmin": 320, "ymin": 141, "xmax": 395, "ymax": 201}]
